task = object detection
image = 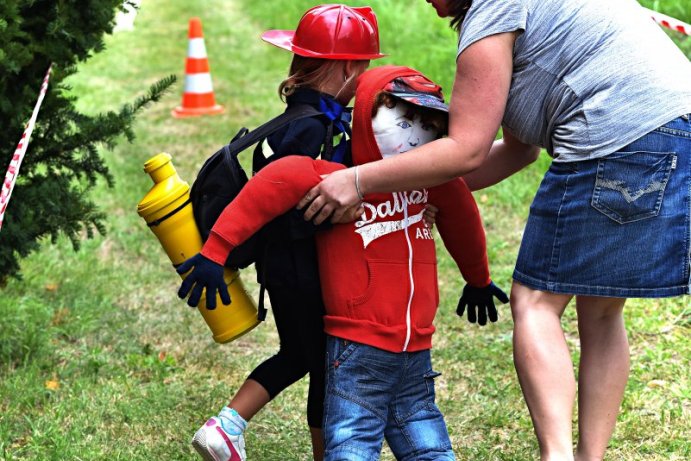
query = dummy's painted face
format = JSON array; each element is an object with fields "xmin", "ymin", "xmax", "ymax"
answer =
[{"xmin": 373, "ymin": 102, "xmax": 440, "ymax": 158}]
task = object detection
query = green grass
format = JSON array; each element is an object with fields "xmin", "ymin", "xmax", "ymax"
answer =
[{"xmin": 1, "ymin": 0, "xmax": 690, "ymax": 460}]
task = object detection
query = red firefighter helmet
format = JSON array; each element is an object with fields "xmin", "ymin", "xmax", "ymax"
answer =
[{"xmin": 261, "ymin": 4, "xmax": 385, "ymax": 60}]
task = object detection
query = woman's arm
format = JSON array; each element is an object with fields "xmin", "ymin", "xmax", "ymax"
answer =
[
  {"xmin": 463, "ymin": 129, "xmax": 541, "ymax": 191},
  {"xmin": 299, "ymin": 31, "xmax": 518, "ymax": 224}
]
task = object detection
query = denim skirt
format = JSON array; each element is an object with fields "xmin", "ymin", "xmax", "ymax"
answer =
[{"xmin": 514, "ymin": 114, "xmax": 691, "ymax": 298}]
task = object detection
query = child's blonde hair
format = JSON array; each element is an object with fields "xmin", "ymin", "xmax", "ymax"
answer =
[{"xmin": 279, "ymin": 55, "xmax": 358, "ymax": 101}]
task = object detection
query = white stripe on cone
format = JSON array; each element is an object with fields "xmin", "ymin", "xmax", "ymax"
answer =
[
  {"xmin": 183, "ymin": 73, "xmax": 214, "ymax": 94},
  {"xmin": 187, "ymin": 38, "xmax": 208, "ymax": 59}
]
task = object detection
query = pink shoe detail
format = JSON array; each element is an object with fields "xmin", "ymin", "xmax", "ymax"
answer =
[{"xmin": 215, "ymin": 426, "xmax": 242, "ymax": 461}]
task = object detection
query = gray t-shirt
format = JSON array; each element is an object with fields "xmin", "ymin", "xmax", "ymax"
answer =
[{"xmin": 458, "ymin": 0, "xmax": 691, "ymax": 161}]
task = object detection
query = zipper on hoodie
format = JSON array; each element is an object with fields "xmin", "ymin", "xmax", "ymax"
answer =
[{"xmin": 401, "ymin": 193, "xmax": 414, "ymax": 352}]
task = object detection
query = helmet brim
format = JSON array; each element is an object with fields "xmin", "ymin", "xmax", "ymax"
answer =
[
  {"xmin": 261, "ymin": 29, "xmax": 386, "ymax": 60},
  {"xmin": 261, "ymin": 30, "xmax": 295, "ymax": 52}
]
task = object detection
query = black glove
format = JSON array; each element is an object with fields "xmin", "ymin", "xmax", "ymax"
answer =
[
  {"xmin": 176, "ymin": 253, "xmax": 231, "ymax": 310},
  {"xmin": 456, "ymin": 281, "xmax": 509, "ymax": 326}
]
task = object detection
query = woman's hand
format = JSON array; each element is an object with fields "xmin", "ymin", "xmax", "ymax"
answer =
[{"xmin": 298, "ymin": 167, "xmax": 360, "ymax": 224}]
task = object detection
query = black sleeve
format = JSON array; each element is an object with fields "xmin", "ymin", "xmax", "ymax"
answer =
[
  {"xmin": 271, "ymin": 117, "xmax": 327, "ymax": 159},
  {"xmin": 263, "ymin": 117, "xmax": 332, "ymax": 239}
]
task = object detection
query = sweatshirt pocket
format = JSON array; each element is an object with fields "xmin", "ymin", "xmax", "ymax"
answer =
[
  {"xmin": 413, "ymin": 261, "xmax": 439, "ymax": 329},
  {"xmin": 349, "ymin": 260, "xmax": 410, "ymax": 325}
]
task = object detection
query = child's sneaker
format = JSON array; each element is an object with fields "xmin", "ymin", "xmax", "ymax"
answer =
[{"xmin": 191, "ymin": 407, "xmax": 247, "ymax": 461}]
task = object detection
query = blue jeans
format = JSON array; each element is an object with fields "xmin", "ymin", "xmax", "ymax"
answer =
[
  {"xmin": 323, "ymin": 336, "xmax": 455, "ymax": 461},
  {"xmin": 514, "ymin": 114, "xmax": 691, "ymax": 297}
]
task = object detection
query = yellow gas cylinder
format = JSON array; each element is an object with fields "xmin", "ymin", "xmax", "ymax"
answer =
[{"xmin": 136, "ymin": 152, "xmax": 259, "ymax": 343}]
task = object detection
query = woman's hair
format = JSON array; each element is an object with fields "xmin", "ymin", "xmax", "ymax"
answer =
[
  {"xmin": 372, "ymin": 93, "xmax": 448, "ymax": 136},
  {"xmin": 278, "ymin": 55, "xmax": 345, "ymax": 101},
  {"xmin": 448, "ymin": 0, "xmax": 473, "ymax": 31}
]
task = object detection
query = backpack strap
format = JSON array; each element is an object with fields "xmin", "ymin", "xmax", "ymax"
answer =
[
  {"xmin": 192, "ymin": 105, "xmax": 319, "ymax": 203},
  {"xmin": 224, "ymin": 104, "xmax": 323, "ymax": 160},
  {"xmin": 257, "ymin": 248, "xmax": 269, "ymax": 322},
  {"xmin": 321, "ymin": 120, "xmax": 335, "ymax": 162}
]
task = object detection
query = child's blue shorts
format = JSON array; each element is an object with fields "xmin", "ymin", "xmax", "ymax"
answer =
[{"xmin": 514, "ymin": 114, "xmax": 691, "ymax": 298}]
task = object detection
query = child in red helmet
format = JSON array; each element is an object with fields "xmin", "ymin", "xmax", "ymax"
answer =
[
  {"xmin": 180, "ymin": 65, "xmax": 508, "ymax": 460},
  {"xmin": 186, "ymin": 5, "xmax": 384, "ymax": 461}
]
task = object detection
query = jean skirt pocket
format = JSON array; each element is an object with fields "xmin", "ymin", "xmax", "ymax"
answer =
[{"xmin": 591, "ymin": 151, "xmax": 676, "ymax": 224}]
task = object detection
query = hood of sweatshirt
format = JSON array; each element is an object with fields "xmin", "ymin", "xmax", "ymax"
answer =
[{"xmin": 351, "ymin": 65, "xmax": 447, "ymax": 166}]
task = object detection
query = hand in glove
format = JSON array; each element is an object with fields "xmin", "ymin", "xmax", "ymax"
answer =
[
  {"xmin": 176, "ymin": 253, "xmax": 231, "ymax": 310},
  {"xmin": 456, "ymin": 281, "xmax": 509, "ymax": 326}
]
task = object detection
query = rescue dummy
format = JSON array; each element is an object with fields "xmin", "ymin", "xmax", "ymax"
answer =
[{"xmin": 178, "ymin": 65, "xmax": 508, "ymax": 459}]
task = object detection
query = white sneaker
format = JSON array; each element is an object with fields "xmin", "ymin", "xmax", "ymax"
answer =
[{"xmin": 191, "ymin": 407, "xmax": 247, "ymax": 461}]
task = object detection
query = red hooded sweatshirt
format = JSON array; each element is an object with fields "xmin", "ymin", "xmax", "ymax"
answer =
[{"xmin": 202, "ymin": 65, "xmax": 491, "ymax": 353}]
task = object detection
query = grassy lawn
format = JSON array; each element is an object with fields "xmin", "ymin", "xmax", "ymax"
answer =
[{"xmin": 1, "ymin": 0, "xmax": 689, "ymax": 460}]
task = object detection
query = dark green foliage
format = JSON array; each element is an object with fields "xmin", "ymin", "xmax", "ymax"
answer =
[{"xmin": 0, "ymin": 1, "xmax": 175, "ymax": 282}]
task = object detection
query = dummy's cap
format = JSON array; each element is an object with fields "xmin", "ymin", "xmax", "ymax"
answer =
[{"xmin": 382, "ymin": 74, "xmax": 448, "ymax": 113}]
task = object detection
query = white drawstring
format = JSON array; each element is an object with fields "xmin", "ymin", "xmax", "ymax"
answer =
[{"xmin": 401, "ymin": 193, "xmax": 414, "ymax": 352}]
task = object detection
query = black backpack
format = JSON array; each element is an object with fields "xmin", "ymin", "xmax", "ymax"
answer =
[
  {"xmin": 189, "ymin": 104, "xmax": 326, "ymax": 319},
  {"xmin": 190, "ymin": 104, "xmax": 323, "ymax": 267}
]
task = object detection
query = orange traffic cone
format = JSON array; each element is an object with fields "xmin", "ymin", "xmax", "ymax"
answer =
[{"xmin": 172, "ymin": 17, "xmax": 224, "ymax": 118}]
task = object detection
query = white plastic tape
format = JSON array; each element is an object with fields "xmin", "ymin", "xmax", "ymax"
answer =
[
  {"xmin": 645, "ymin": 7, "xmax": 691, "ymax": 36},
  {"xmin": 0, "ymin": 64, "xmax": 53, "ymax": 231}
]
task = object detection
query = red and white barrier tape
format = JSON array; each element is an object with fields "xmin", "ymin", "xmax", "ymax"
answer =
[
  {"xmin": 645, "ymin": 7, "xmax": 691, "ymax": 36},
  {"xmin": 0, "ymin": 64, "xmax": 53, "ymax": 232}
]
